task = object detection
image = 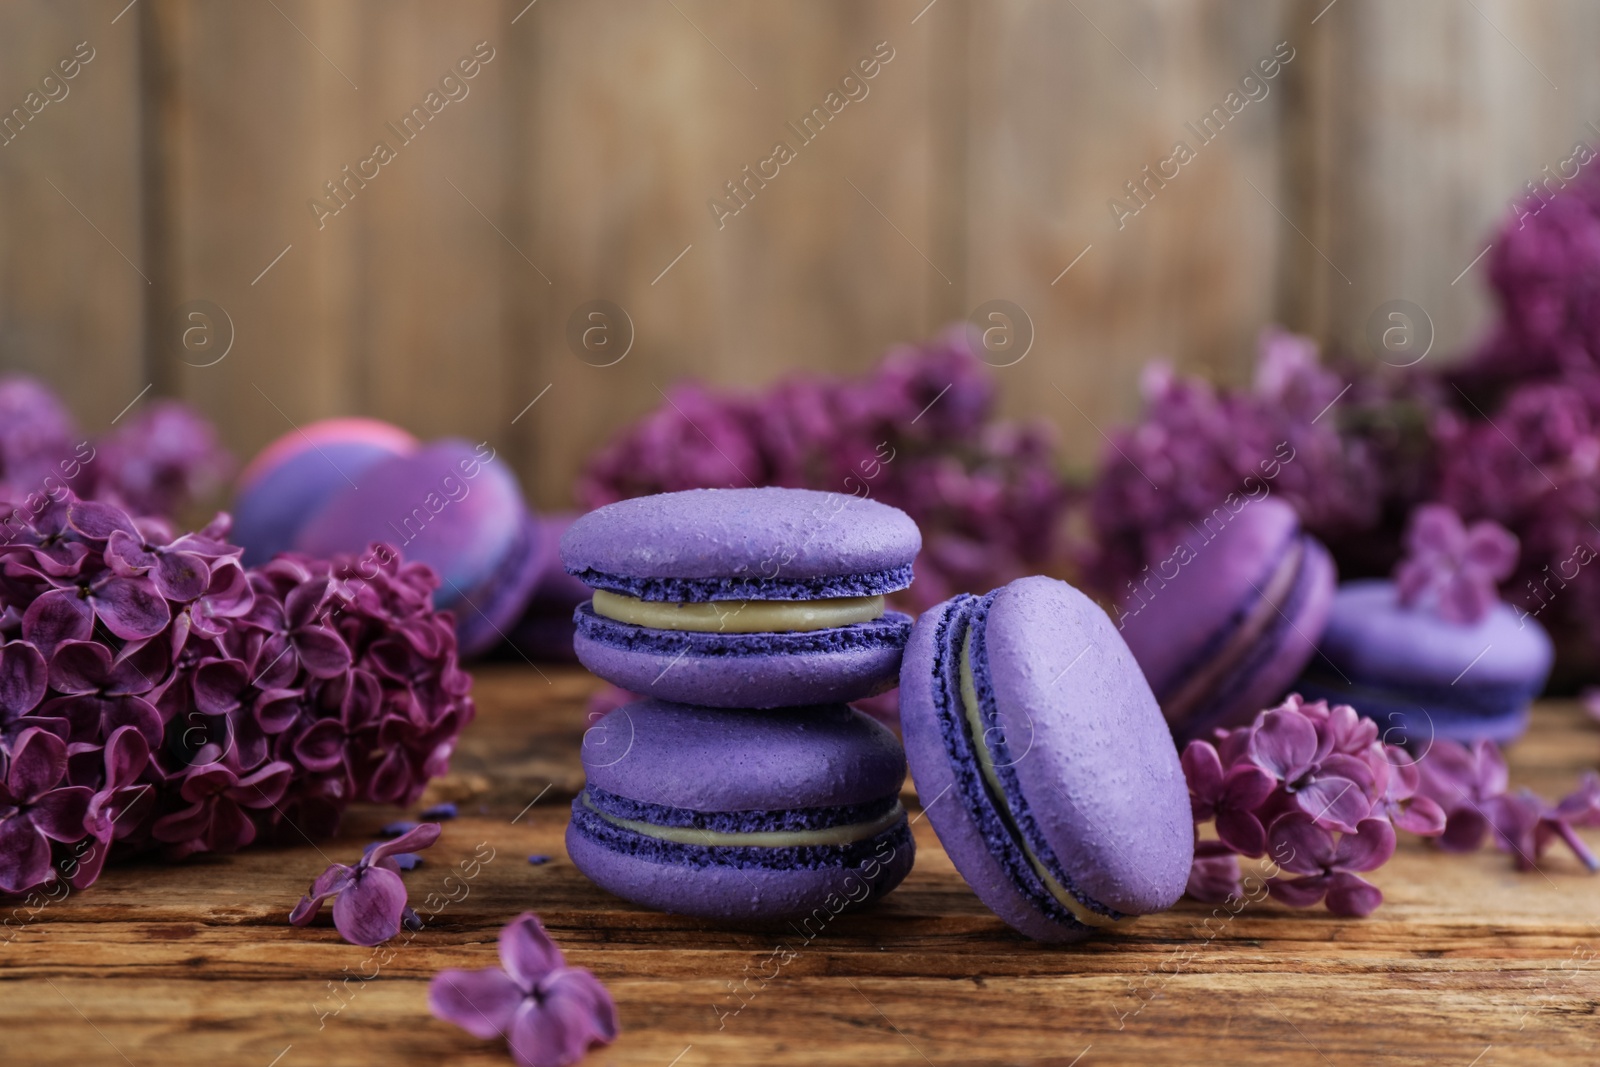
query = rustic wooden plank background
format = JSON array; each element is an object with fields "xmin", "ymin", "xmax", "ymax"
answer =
[
  {"xmin": 4, "ymin": 0, "xmax": 1600, "ymax": 507},
  {"xmin": 2, "ymin": 665, "xmax": 1597, "ymax": 1067}
]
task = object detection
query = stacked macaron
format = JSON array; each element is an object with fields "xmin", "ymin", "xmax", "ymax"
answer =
[{"xmin": 562, "ymin": 487, "xmax": 922, "ymax": 920}]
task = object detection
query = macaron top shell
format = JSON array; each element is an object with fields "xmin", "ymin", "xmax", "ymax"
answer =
[
  {"xmin": 294, "ymin": 438, "xmax": 542, "ymax": 614},
  {"xmin": 1319, "ymin": 579, "xmax": 1553, "ymax": 686},
  {"xmin": 232, "ymin": 418, "xmax": 419, "ymax": 566},
  {"xmin": 1120, "ymin": 498, "xmax": 1301, "ymax": 697},
  {"xmin": 236, "ymin": 417, "xmax": 419, "ymax": 492},
  {"xmin": 561, "ymin": 487, "xmax": 921, "ymax": 601},
  {"xmin": 582, "ymin": 699, "xmax": 905, "ymax": 812},
  {"xmin": 972, "ymin": 577, "xmax": 1193, "ymax": 915}
]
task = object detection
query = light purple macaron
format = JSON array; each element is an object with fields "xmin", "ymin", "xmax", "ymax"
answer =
[
  {"xmin": 567, "ymin": 699, "xmax": 915, "ymax": 921},
  {"xmin": 899, "ymin": 576, "xmax": 1193, "ymax": 943},
  {"xmin": 562, "ymin": 487, "xmax": 921, "ymax": 708},
  {"xmin": 1295, "ymin": 579, "xmax": 1553, "ymax": 746},
  {"xmin": 1118, "ymin": 498, "xmax": 1336, "ymax": 741},
  {"xmin": 294, "ymin": 438, "xmax": 544, "ymax": 657}
]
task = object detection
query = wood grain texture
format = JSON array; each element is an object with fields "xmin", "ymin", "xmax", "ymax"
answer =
[
  {"xmin": 0, "ymin": 0, "xmax": 145, "ymax": 429},
  {"xmin": 6, "ymin": 1, "xmax": 1598, "ymax": 506},
  {"xmin": 2, "ymin": 665, "xmax": 1597, "ymax": 1067},
  {"xmin": 1282, "ymin": 0, "xmax": 1600, "ymax": 362},
  {"xmin": 966, "ymin": 0, "xmax": 1296, "ymax": 477}
]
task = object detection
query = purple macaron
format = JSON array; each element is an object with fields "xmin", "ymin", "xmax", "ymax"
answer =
[
  {"xmin": 232, "ymin": 417, "xmax": 418, "ymax": 566},
  {"xmin": 566, "ymin": 699, "xmax": 914, "ymax": 921},
  {"xmin": 294, "ymin": 438, "xmax": 545, "ymax": 657},
  {"xmin": 899, "ymin": 576, "xmax": 1192, "ymax": 942},
  {"xmin": 505, "ymin": 511, "xmax": 592, "ymax": 661},
  {"xmin": 562, "ymin": 487, "xmax": 921, "ymax": 708},
  {"xmin": 1295, "ymin": 579, "xmax": 1553, "ymax": 746},
  {"xmin": 1118, "ymin": 498, "xmax": 1336, "ymax": 741}
]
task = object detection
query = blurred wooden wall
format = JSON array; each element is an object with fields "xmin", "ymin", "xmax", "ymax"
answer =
[{"xmin": 2, "ymin": 0, "xmax": 1598, "ymax": 510}]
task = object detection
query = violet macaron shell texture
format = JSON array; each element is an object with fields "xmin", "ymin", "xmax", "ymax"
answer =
[
  {"xmin": 1118, "ymin": 498, "xmax": 1336, "ymax": 740},
  {"xmin": 232, "ymin": 417, "xmax": 418, "ymax": 567},
  {"xmin": 1295, "ymin": 579, "xmax": 1553, "ymax": 746},
  {"xmin": 899, "ymin": 576, "xmax": 1193, "ymax": 943},
  {"xmin": 561, "ymin": 487, "xmax": 921, "ymax": 601},
  {"xmin": 562, "ymin": 488, "xmax": 920, "ymax": 707},
  {"xmin": 567, "ymin": 700, "xmax": 914, "ymax": 921},
  {"xmin": 294, "ymin": 438, "xmax": 545, "ymax": 658}
]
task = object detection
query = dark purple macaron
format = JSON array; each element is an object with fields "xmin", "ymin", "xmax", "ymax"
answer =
[
  {"xmin": 1295, "ymin": 579, "xmax": 1553, "ymax": 746},
  {"xmin": 566, "ymin": 699, "xmax": 914, "ymax": 922},
  {"xmin": 562, "ymin": 487, "xmax": 921, "ymax": 708},
  {"xmin": 1119, "ymin": 498, "xmax": 1336, "ymax": 741},
  {"xmin": 899, "ymin": 576, "xmax": 1193, "ymax": 943},
  {"xmin": 294, "ymin": 438, "xmax": 545, "ymax": 658}
]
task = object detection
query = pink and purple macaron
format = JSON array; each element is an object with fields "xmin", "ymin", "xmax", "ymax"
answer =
[
  {"xmin": 567, "ymin": 699, "xmax": 914, "ymax": 921},
  {"xmin": 561, "ymin": 487, "xmax": 921, "ymax": 708},
  {"xmin": 1295, "ymin": 506, "xmax": 1552, "ymax": 746},
  {"xmin": 898, "ymin": 576, "xmax": 1193, "ymax": 942},
  {"xmin": 293, "ymin": 438, "xmax": 546, "ymax": 658},
  {"xmin": 232, "ymin": 418, "xmax": 418, "ymax": 566},
  {"xmin": 1118, "ymin": 498, "xmax": 1336, "ymax": 741}
]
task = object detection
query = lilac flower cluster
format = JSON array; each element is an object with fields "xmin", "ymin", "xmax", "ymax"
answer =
[
  {"xmin": 1463, "ymin": 164, "xmax": 1600, "ymax": 386},
  {"xmin": 578, "ymin": 327, "xmax": 1068, "ymax": 611},
  {"xmin": 1412, "ymin": 738, "xmax": 1600, "ymax": 873},
  {"xmin": 1429, "ymin": 167, "xmax": 1600, "ymax": 666},
  {"xmin": 1433, "ymin": 377, "xmax": 1600, "ymax": 655},
  {"xmin": 1183, "ymin": 694, "xmax": 1445, "ymax": 917},
  {"xmin": 1393, "ymin": 504, "xmax": 1518, "ymax": 624},
  {"xmin": 0, "ymin": 376, "xmax": 229, "ymax": 524},
  {"xmin": 1086, "ymin": 328, "xmax": 1397, "ymax": 595},
  {"xmin": 0, "ymin": 494, "xmax": 473, "ymax": 898}
]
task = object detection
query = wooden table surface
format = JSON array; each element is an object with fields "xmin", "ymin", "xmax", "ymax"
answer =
[{"xmin": 5, "ymin": 665, "xmax": 1599, "ymax": 1067}]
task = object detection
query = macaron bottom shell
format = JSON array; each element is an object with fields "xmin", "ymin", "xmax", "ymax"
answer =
[
  {"xmin": 566, "ymin": 802, "xmax": 914, "ymax": 922},
  {"xmin": 572, "ymin": 604, "xmax": 912, "ymax": 708},
  {"xmin": 451, "ymin": 509, "xmax": 547, "ymax": 657},
  {"xmin": 1294, "ymin": 674, "xmax": 1537, "ymax": 747}
]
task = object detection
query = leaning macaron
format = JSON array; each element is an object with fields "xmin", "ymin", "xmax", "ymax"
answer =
[
  {"xmin": 294, "ymin": 438, "xmax": 544, "ymax": 658},
  {"xmin": 566, "ymin": 699, "xmax": 915, "ymax": 921},
  {"xmin": 1118, "ymin": 498, "xmax": 1336, "ymax": 741},
  {"xmin": 562, "ymin": 487, "xmax": 921, "ymax": 707},
  {"xmin": 1293, "ymin": 506, "xmax": 1551, "ymax": 746},
  {"xmin": 232, "ymin": 417, "xmax": 418, "ymax": 566},
  {"xmin": 898, "ymin": 576, "xmax": 1193, "ymax": 943}
]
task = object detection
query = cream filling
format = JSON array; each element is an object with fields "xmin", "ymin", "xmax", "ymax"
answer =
[
  {"xmin": 1161, "ymin": 539, "xmax": 1303, "ymax": 723},
  {"xmin": 582, "ymin": 792, "xmax": 905, "ymax": 848},
  {"xmin": 959, "ymin": 634, "xmax": 1126, "ymax": 929},
  {"xmin": 592, "ymin": 589, "xmax": 884, "ymax": 633}
]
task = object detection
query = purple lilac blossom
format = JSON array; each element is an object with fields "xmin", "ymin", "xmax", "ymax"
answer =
[
  {"xmin": 429, "ymin": 911, "xmax": 619, "ymax": 1067},
  {"xmin": 0, "ymin": 492, "xmax": 474, "ymax": 898}
]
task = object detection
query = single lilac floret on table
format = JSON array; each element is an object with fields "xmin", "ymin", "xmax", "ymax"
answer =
[
  {"xmin": 429, "ymin": 911, "xmax": 618, "ymax": 1067},
  {"xmin": 289, "ymin": 822, "xmax": 440, "ymax": 946}
]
